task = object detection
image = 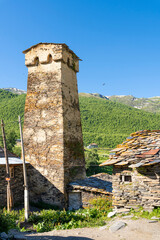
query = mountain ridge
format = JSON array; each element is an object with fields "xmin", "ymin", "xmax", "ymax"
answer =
[{"xmin": 79, "ymin": 93, "xmax": 160, "ymax": 113}]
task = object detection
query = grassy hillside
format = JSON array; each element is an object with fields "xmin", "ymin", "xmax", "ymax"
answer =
[
  {"xmin": 0, "ymin": 89, "xmax": 19, "ymax": 101},
  {"xmin": 0, "ymin": 92, "xmax": 26, "ymax": 136},
  {"xmin": 1, "ymin": 90, "xmax": 160, "ymax": 148},
  {"xmin": 79, "ymin": 92, "xmax": 160, "ymax": 114},
  {"xmin": 109, "ymin": 95, "xmax": 160, "ymax": 113},
  {"xmin": 79, "ymin": 96, "xmax": 160, "ymax": 148}
]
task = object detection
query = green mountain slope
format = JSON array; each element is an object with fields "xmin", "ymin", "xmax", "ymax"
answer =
[
  {"xmin": 0, "ymin": 89, "xmax": 18, "ymax": 101},
  {"xmin": 1, "ymin": 90, "xmax": 160, "ymax": 148},
  {"xmin": 79, "ymin": 96, "xmax": 160, "ymax": 147},
  {"xmin": 109, "ymin": 95, "xmax": 160, "ymax": 113},
  {"xmin": 79, "ymin": 93, "xmax": 160, "ymax": 114},
  {"xmin": 0, "ymin": 92, "xmax": 26, "ymax": 136}
]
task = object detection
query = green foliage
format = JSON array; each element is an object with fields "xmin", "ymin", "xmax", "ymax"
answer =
[
  {"xmin": 85, "ymin": 149, "xmax": 112, "ymax": 175},
  {"xmin": 0, "ymin": 130, "xmax": 18, "ymax": 153},
  {"xmin": 1, "ymin": 90, "xmax": 160, "ymax": 149},
  {"xmin": 130, "ymin": 207, "xmax": 160, "ymax": 219},
  {"xmin": 0, "ymin": 91, "xmax": 25, "ymax": 152},
  {"xmin": 29, "ymin": 198, "xmax": 112, "ymax": 232},
  {"xmin": 90, "ymin": 197, "xmax": 112, "ymax": 211},
  {"xmin": 0, "ymin": 198, "xmax": 112, "ymax": 233},
  {"xmin": 85, "ymin": 149, "xmax": 99, "ymax": 175},
  {"xmin": 12, "ymin": 146, "xmax": 21, "ymax": 157},
  {"xmin": 0, "ymin": 209, "xmax": 24, "ymax": 233},
  {"xmin": 79, "ymin": 96, "xmax": 160, "ymax": 148},
  {"xmin": 0, "ymin": 89, "xmax": 18, "ymax": 101},
  {"xmin": 109, "ymin": 95, "xmax": 160, "ymax": 114},
  {"xmin": 0, "ymin": 92, "xmax": 26, "ymax": 138}
]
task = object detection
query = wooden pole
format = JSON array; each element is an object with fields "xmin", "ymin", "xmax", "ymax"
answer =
[
  {"xmin": 1, "ymin": 119, "xmax": 12, "ymax": 211},
  {"xmin": 18, "ymin": 116, "xmax": 29, "ymax": 221}
]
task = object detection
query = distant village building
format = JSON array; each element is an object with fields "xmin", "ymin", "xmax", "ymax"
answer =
[
  {"xmin": 100, "ymin": 130, "xmax": 160, "ymax": 211},
  {"xmin": 23, "ymin": 43, "xmax": 86, "ymax": 209},
  {"xmin": 87, "ymin": 143, "xmax": 98, "ymax": 149},
  {"xmin": 15, "ymin": 139, "xmax": 21, "ymax": 147},
  {"xmin": 0, "ymin": 147, "xmax": 28, "ymax": 207}
]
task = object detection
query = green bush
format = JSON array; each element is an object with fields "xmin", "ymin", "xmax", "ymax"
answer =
[{"xmin": 0, "ymin": 209, "xmax": 22, "ymax": 233}]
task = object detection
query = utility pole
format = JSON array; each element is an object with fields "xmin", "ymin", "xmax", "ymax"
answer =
[
  {"xmin": 18, "ymin": 116, "xmax": 29, "ymax": 221},
  {"xmin": 1, "ymin": 119, "xmax": 12, "ymax": 211}
]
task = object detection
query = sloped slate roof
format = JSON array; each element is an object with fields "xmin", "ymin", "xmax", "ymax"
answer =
[
  {"xmin": 100, "ymin": 130, "xmax": 160, "ymax": 168},
  {"xmin": 68, "ymin": 173, "xmax": 112, "ymax": 195}
]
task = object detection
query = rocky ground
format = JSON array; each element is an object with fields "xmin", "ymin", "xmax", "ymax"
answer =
[{"xmin": 4, "ymin": 217, "xmax": 160, "ymax": 240}]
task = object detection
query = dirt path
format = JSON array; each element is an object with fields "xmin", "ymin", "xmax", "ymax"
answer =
[{"xmin": 18, "ymin": 218, "xmax": 160, "ymax": 240}]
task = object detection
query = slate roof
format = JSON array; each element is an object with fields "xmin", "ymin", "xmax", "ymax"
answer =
[
  {"xmin": 68, "ymin": 173, "xmax": 112, "ymax": 195},
  {"xmin": 100, "ymin": 130, "xmax": 160, "ymax": 168}
]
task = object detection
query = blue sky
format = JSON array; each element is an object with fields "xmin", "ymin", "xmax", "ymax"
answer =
[{"xmin": 0, "ymin": 0, "xmax": 160, "ymax": 97}]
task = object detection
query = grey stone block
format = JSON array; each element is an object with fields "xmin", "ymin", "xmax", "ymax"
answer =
[
  {"xmin": 0, "ymin": 232, "xmax": 8, "ymax": 239},
  {"xmin": 109, "ymin": 221, "xmax": 126, "ymax": 233}
]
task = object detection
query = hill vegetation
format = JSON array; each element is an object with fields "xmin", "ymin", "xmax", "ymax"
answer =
[
  {"xmin": 79, "ymin": 96, "xmax": 160, "ymax": 148},
  {"xmin": 1, "ymin": 90, "xmax": 160, "ymax": 150},
  {"xmin": 79, "ymin": 92, "xmax": 160, "ymax": 114}
]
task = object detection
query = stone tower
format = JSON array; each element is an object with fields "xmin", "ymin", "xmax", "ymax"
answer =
[{"xmin": 23, "ymin": 43, "xmax": 86, "ymax": 208}]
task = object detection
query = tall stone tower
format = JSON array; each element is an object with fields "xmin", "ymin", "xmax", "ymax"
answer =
[{"xmin": 23, "ymin": 43, "xmax": 86, "ymax": 208}]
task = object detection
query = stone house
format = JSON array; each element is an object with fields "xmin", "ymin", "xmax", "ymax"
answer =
[
  {"xmin": 0, "ymin": 147, "xmax": 28, "ymax": 207},
  {"xmin": 100, "ymin": 130, "xmax": 160, "ymax": 211},
  {"xmin": 87, "ymin": 143, "xmax": 98, "ymax": 149}
]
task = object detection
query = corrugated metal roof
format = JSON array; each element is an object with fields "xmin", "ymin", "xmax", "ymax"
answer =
[{"xmin": 0, "ymin": 157, "xmax": 29, "ymax": 165}]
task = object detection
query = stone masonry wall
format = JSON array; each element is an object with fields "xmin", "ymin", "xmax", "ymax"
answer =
[
  {"xmin": 0, "ymin": 165, "xmax": 24, "ymax": 207},
  {"xmin": 23, "ymin": 43, "xmax": 86, "ymax": 208},
  {"xmin": 62, "ymin": 61, "xmax": 86, "ymax": 185},
  {"xmin": 113, "ymin": 165, "xmax": 160, "ymax": 211}
]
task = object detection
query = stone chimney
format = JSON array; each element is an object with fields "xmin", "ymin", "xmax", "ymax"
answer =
[{"xmin": 23, "ymin": 43, "xmax": 86, "ymax": 208}]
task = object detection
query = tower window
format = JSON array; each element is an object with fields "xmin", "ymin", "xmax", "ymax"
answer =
[
  {"xmin": 67, "ymin": 58, "xmax": 70, "ymax": 67},
  {"xmin": 34, "ymin": 57, "xmax": 39, "ymax": 66},
  {"xmin": 47, "ymin": 54, "xmax": 52, "ymax": 63}
]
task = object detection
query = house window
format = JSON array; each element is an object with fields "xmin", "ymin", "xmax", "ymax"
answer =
[
  {"xmin": 120, "ymin": 175, "xmax": 132, "ymax": 182},
  {"xmin": 10, "ymin": 167, "xmax": 14, "ymax": 178},
  {"xmin": 124, "ymin": 175, "xmax": 132, "ymax": 182}
]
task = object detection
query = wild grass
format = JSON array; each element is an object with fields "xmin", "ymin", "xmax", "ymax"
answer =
[{"xmin": 0, "ymin": 198, "xmax": 112, "ymax": 233}]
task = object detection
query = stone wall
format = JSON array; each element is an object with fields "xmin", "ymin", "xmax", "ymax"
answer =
[
  {"xmin": 23, "ymin": 43, "xmax": 86, "ymax": 208},
  {"xmin": 0, "ymin": 165, "xmax": 24, "ymax": 207},
  {"xmin": 113, "ymin": 165, "xmax": 160, "ymax": 211}
]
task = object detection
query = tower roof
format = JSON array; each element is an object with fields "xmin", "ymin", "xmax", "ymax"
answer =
[{"xmin": 23, "ymin": 42, "xmax": 81, "ymax": 60}]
